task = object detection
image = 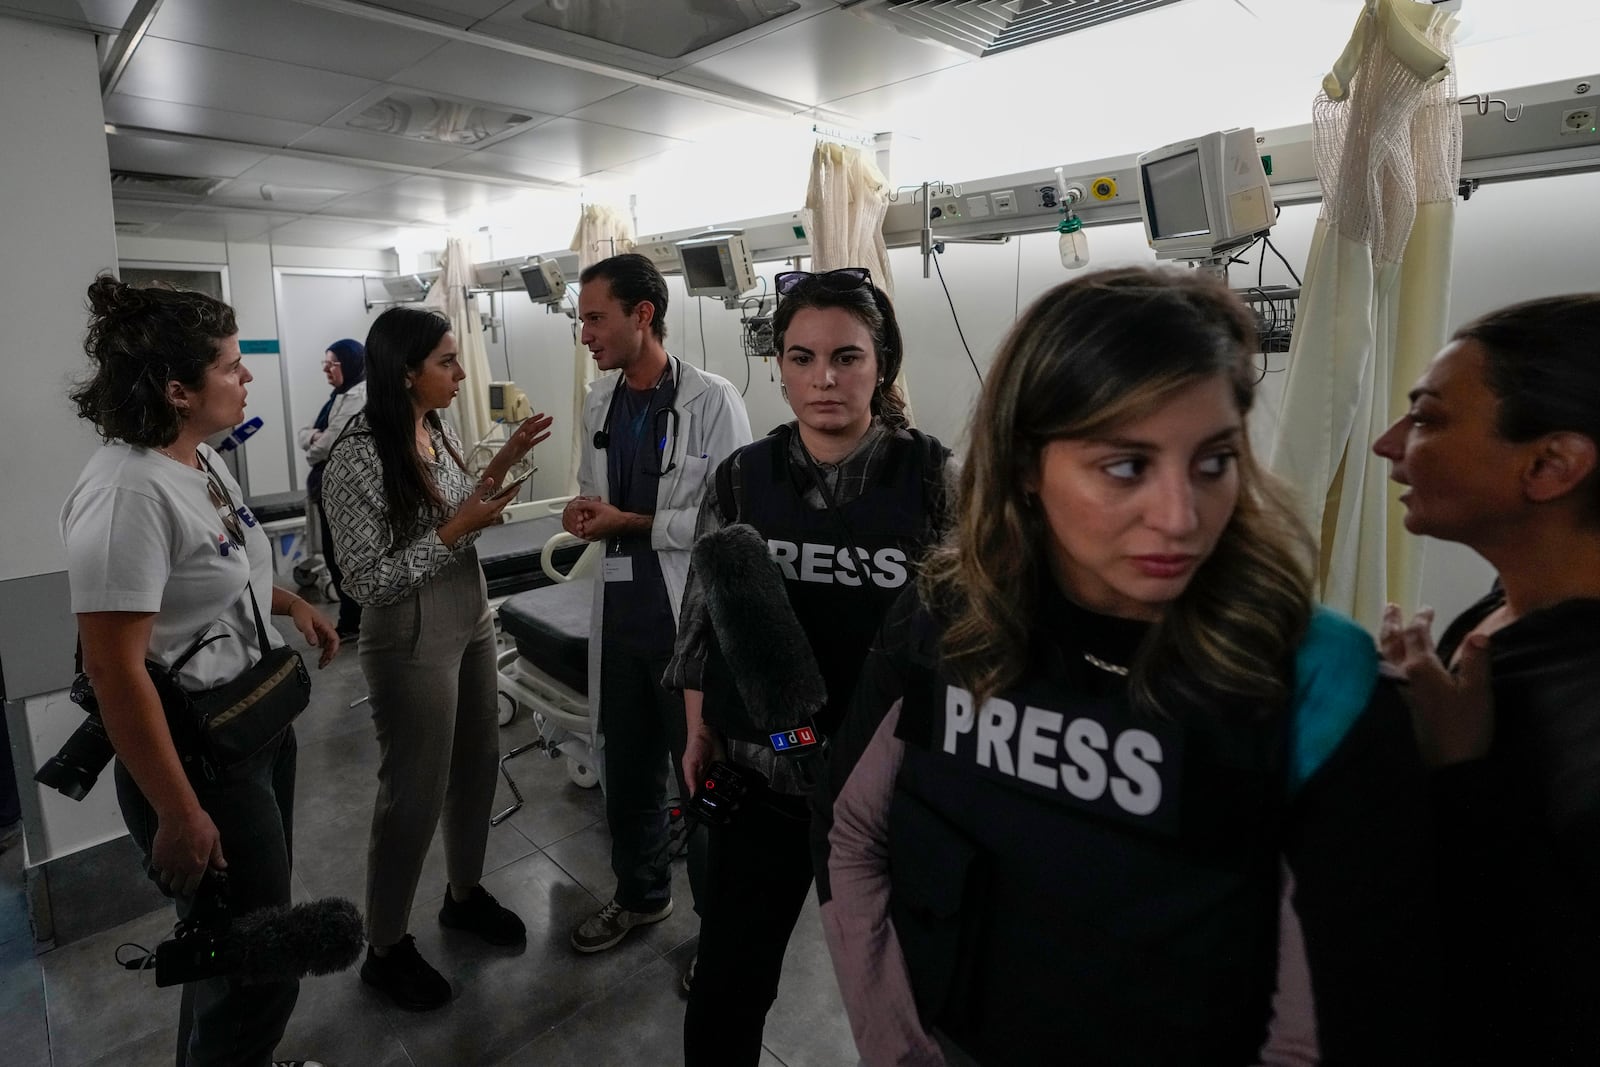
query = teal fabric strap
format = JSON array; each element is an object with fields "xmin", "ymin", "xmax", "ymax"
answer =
[{"xmin": 1289, "ymin": 605, "xmax": 1379, "ymax": 793}]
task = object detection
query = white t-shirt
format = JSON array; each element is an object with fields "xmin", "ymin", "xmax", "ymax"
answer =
[{"xmin": 61, "ymin": 442, "xmax": 285, "ymax": 690}]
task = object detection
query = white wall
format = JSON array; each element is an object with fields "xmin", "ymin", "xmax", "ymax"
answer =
[
  {"xmin": 0, "ymin": 18, "xmax": 118, "ymax": 584},
  {"xmin": 492, "ymin": 169, "xmax": 1600, "ymax": 634},
  {"xmin": 0, "ymin": 16, "xmax": 123, "ymax": 865}
]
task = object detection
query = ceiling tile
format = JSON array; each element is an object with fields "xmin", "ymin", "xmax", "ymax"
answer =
[
  {"xmin": 288, "ymin": 127, "xmax": 476, "ymax": 169},
  {"xmin": 233, "ymin": 155, "xmax": 407, "ymax": 195},
  {"xmin": 438, "ymin": 153, "xmax": 583, "ymax": 185},
  {"xmin": 354, "ymin": 0, "xmax": 508, "ymax": 27},
  {"xmin": 112, "ymin": 200, "xmax": 191, "ymax": 224},
  {"xmin": 146, "ymin": 0, "xmax": 446, "ymax": 82},
  {"xmin": 384, "ymin": 174, "xmax": 529, "ymax": 215},
  {"xmin": 107, "ymin": 134, "xmax": 271, "ymax": 179},
  {"xmin": 165, "ymin": 210, "xmax": 287, "ymax": 241},
  {"xmin": 479, "ymin": 117, "xmax": 684, "ymax": 172},
  {"xmin": 104, "ymin": 94, "xmax": 316, "ymax": 148},
  {"xmin": 116, "ymin": 36, "xmax": 379, "ymax": 125},
  {"xmin": 266, "ymin": 217, "xmax": 417, "ymax": 248},
  {"xmin": 671, "ymin": 7, "xmax": 969, "ymax": 108},
  {"xmin": 314, "ymin": 188, "xmax": 457, "ymax": 224},
  {"xmin": 387, "ymin": 40, "xmax": 632, "ymax": 117},
  {"xmin": 565, "ymin": 86, "xmax": 750, "ymax": 139}
]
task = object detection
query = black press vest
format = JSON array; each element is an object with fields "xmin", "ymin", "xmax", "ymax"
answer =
[
  {"xmin": 889, "ymin": 653, "xmax": 1292, "ymax": 1067},
  {"xmin": 701, "ymin": 427, "xmax": 938, "ymax": 743}
]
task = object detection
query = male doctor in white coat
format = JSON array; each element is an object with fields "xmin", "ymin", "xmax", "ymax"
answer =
[{"xmin": 563, "ymin": 252, "xmax": 752, "ymax": 958}]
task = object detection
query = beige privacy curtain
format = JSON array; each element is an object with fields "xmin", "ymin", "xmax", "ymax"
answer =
[
  {"xmin": 805, "ymin": 140, "xmax": 914, "ymax": 422},
  {"xmin": 565, "ymin": 204, "xmax": 636, "ymax": 493},
  {"xmin": 425, "ymin": 235, "xmax": 495, "ymax": 463},
  {"xmin": 1267, "ymin": 0, "xmax": 1460, "ymax": 629}
]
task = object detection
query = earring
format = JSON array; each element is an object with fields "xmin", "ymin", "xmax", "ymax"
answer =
[
  {"xmin": 877, "ymin": 377, "xmax": 885, "ymax": 385},
  {"xmin": 780, "ymin": 384, "xmax": 789, "ymax": 399}
]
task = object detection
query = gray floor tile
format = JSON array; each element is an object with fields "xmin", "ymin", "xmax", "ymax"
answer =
[
  {"xmin": 541, "ymin": 821, "xmax": 702, "ymax": 956},
  {"xmin": 76, "ymin": 1025, "xmax": 178, "ymax": 1067},
  {"xmin": 292, "ymin": 727, "xmax": 383, "ymax": 831},
  {"xmin": 378, "ymin": 852, "xmax": 662, "ymax": 1067},
  {"xmin": 293, "ymin": 788, "xmax": 540, "ymax": 919},
  {"xmin": 487, "ymin": 955, "xmax": 684, "ymax": 1067},
  {"xmin": 278, "ymin": 967, "xmax": 415, "ymax": 1067},
  {"xmin": 760, "ymin": 893, "xmax": 858, "ymax": 1067},
  {"xmin": 40, "ymin": 906, "xmax": 183, "ymax": 1067},
  {"xmin": 494, "ymin": 747, "xmax": 605, "ymax": 849},
  {"xmin": 0, "ymin": 954, "xmax": 51, "ymax": 1067}
]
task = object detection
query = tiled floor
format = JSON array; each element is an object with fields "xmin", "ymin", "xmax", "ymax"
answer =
[{"xmin": 0, "ymin": 606, "xmax": 859, "ymax": 1066}]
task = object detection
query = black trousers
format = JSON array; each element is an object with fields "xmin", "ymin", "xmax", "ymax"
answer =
[
  {"xmin": 315, "ymin": 500, "xmax": 361, "ymax": 635},
  {"xmin": 683, "ymin": 789, "xmax": 814, "ymax": 1067},
  {"xmin": 599, "ymin": 644, "xmax": 705, "ymax": 912},
  {"xmin": 115, "ymin": 728, "xmax": 298, "ymax": 1067}
]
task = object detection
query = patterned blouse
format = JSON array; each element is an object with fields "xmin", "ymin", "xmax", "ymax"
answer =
[{"xmin": 321, "ymin": 412, "xmax": 483, "ymax": 608}]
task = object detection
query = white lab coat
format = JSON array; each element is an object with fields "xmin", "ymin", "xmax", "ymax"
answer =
[{"xmin": 576, "ymin": 356, "xmax": 753, "ymax": 760}]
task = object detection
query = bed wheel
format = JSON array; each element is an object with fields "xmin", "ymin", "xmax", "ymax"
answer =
[
  {"xmin": 293, "ymin": 561, "xmax": 319, "ymax": 588},
  {"xmin": 567, "ymin": 758, "xmax": 598, "ymax": 789},
  {"xmin": 497, "ymin": 693, "xmax": 517, "ymax": 727}
]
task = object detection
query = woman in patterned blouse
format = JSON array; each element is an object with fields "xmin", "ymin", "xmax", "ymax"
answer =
[{"xmin": 323, "ymin": 306, "xmax": 551, "ymax": 1011}]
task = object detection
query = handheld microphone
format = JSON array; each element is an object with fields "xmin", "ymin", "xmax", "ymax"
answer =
[
  {"xmin": 216, "ymin": 417, "xmax": 264, "ymax": 452},
  {"xmin": 695, "ymin": 523, "xmax": 827, "ymax": 733},
  {"xmin": 146, "ymin": 873, "xmax": 365, "ymax": 987}
]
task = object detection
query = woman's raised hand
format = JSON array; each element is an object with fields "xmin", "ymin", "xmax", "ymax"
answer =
[
  {"xmin": 483, "ymin": 412, "xmax": 554, "ymax": 483},
  {"xmin": 1379, "ymin": 603, "xmax": 1495, "ymax": 767}
]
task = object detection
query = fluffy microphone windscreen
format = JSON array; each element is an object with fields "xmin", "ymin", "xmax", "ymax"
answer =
[
  {"xmin": 234, "ymin": 897, "xmax": 365, "ymax": 982},
  {"xmin": 695, "ymin": 523, "xmax": 827, "ymax": 731}
]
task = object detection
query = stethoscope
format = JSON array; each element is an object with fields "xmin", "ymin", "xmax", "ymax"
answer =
[{"xmin": 593, "ymin": 357, "xmax": 680, "ymax": 478}]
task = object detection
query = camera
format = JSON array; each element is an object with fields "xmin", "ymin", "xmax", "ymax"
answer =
[{"xmin": 34, "ymin": 673, "xmax": 117, "ymax": 801}]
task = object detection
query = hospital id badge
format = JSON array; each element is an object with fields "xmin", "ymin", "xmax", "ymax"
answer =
[{"xmin": 602, "ymin": 555, "xmax": 634, "ymax": 583}]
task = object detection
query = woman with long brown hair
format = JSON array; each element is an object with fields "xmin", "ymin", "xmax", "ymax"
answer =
[
  {"xmin": 323, "ymin": 306, "xmax": 551, "ymax": 1010},
  {"xmin": 817, "ymin": 267, "xmax": 1435, "ymax": 1065}
]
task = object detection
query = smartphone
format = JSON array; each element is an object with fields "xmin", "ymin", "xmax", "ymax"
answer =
[{"xmin": 488, "ymin": 471, "xmax": 534, "ymax": 502}]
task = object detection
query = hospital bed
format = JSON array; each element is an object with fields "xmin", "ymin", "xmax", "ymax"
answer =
[{"xmin": 491, "ymin": 510, "xmax": 603, "ymax": 825}]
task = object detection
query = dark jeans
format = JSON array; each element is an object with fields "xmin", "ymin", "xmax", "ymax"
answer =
[
  {"xmin": 316, "ymin": 500, "xmax": 362, "ymax": 635},
  {"xmin": 114, "ymin": 729, "xmax": 299, "ymax": 1067},
  {"xmin": 599, "ymin": 644, "xmax": 705, "ymax": 913},
  {"xmin": 683, "ymin": 789, "xmax": 814, "ymax": 1067}
]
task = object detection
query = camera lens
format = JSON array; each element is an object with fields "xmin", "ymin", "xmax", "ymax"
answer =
[{"xmin": 34, "ymin": 714, "xmax": 115, "ymax": 801}]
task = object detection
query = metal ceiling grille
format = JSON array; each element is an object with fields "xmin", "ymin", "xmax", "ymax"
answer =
[
  {"xmin": 863, "ymin": 0, "xmax": 1193, "ymax": 57},
  {"xmin": 109, "ymin": 171, "xmax": 226, "ymax": 199},
  {"xmin": 520, "ymin": 0, "xmax": 802, "ymax": 60}
]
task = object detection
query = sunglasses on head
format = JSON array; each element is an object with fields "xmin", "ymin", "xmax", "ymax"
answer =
[{"xmin": 773, "ymin": 267, "xmax": 872, "ymax": 298}]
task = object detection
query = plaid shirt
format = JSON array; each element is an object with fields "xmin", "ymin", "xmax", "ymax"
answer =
[{"xmin": 664, "ymin": 419, "xmax": 955, "ymax": 792}]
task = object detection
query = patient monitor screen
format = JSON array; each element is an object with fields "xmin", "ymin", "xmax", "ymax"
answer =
[
  {"xmin": 680, "ymin": 244, "xmax": 728, "ymax": 293},
  {"xmin": 1144, "ymin": 150, "xmax": 1211, "ymax": 239}
]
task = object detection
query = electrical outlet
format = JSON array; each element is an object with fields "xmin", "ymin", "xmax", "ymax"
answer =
[
  {"xmin": 930, "ymin": 196, "xmax": 963, "ymax": 223},
  {"xmin": 1561, "ymin": 107, "xmax": 1597, "ymax": 136}
]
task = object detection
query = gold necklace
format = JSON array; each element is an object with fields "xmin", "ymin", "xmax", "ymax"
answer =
[{"xmin": 155, "ymin": 444, "xmax": 197, "ymax": 468}]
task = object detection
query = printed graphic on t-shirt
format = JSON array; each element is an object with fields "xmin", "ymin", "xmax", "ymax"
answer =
[{"xmin": 937, "ymin": 684, "xmax": 1184, "ymax": 834}]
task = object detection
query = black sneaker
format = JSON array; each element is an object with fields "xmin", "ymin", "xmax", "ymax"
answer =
[
  {"xmin": 360, "ymin": 935, "xmax": 450, "ymax": 1011},
  {"xmin": 438, "ymin": 884, "xmax": 526, "ymax": 946}
]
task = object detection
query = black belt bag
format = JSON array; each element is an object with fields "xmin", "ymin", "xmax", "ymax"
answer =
[{"xmin": 155, "ymin": 580, "xmax": 311, "ymax": 779}]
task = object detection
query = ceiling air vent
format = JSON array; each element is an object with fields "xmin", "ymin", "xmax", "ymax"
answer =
[
  {"xmin": 348, "ymin": 92, "xmax": 534, "ymax": 145},
  {"xmin": 854, "ymin": 0, "xmax": 1192, "ymax": 58},
  {"xmin": 114, "ymin": 220, "xmax": 157, "ymax": 235},
  {"xmin": 110, "ymin": 170, "xmax": 226, "ymax": 199}
]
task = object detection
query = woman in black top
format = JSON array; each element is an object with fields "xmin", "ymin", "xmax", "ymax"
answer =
[
  {"xmin": 1374, "ymin": 292, "xmax": 1600, "ymax": 1065},
  {"xmin": 818, "ymin": 267, "xmax": 1435, "ymax": 1066},
  {"xmin": 665, "ymin": 269, "xmax": 953, "ymax": 1066}
]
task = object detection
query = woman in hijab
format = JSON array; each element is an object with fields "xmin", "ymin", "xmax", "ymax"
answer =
[{"xmin": 298, "ymin": 338, "xmax": 367, "ymax": 640}]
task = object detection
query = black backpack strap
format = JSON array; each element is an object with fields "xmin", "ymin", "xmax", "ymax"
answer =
[{"xmin": 714, "ymin": 450, "xmax": 740, "ymax": 527}]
